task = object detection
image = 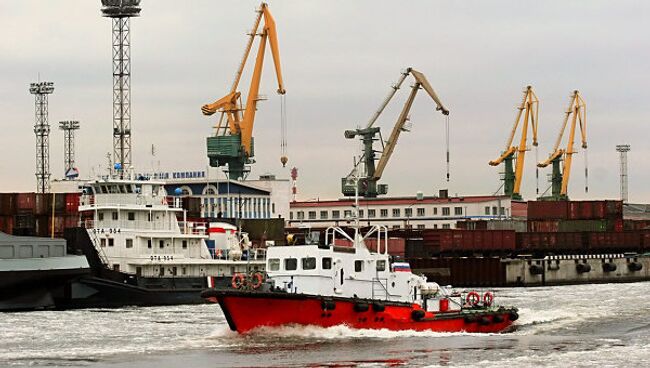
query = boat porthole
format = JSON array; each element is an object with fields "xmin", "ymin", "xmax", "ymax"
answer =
[{"xmin": 391, "ymin": 282, "xmax": 395, "ymax": 287}]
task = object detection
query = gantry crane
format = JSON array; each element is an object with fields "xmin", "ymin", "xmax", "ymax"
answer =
[
  {"xmin": 202, "ymin": 2, "xmax": 286, "ymax": 180},
  {"xmin": 489, "ymin": 86, "xmax": 539, "ymax": 200},
  {"xmin": 537, "ymin": 90, "xmax": 587, "ymax": 201},
  {"xmin": 341, "ymin": 68, "xmax": 449, "ymax": 198}
]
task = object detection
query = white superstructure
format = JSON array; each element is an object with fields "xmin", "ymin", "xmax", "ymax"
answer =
[{"xmin": 79, "ymin": 178, "xmax": 264, "ymax": 279}]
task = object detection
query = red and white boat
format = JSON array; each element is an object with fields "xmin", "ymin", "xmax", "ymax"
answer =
[{"xmin": 202, "ymin": 195, "xmax": 518, "ymax": 334}]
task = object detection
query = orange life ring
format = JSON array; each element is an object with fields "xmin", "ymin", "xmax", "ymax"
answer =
[
  {"xmin": 231, "ymin": 273, "xmax": 245, "ymax": 289},
  {"xmin": 466, "ymin": 291, "xmax": 480, "ymax": 306},
  {"xmin": 483, "ymin": 291, "xmax": 494, "ymax": 307},
  {"xmin": 250, "ymin": 272, "xmax": 264, "ymax": 289}
]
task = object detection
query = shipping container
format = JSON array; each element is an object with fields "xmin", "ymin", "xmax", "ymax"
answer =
[
  {"xmin": 486, "ymin": 219, "xmax": 527, "ymax": 232},
  {"xmin": 422, "ymin": 229, "xmax": 515, "ymax": 254},
  {"xmin": 587, "ymin": 231, "xmax": 642, "ymax": 251},
  {"xmin": 527, "ymin": 220, "xmax": 559, "ymax": 232},
  {"xmin": 14, "ymin": 214, "xmax": 35, "ymax": 229},
  {"xmin": 15, "ymin": 193, "xmax": 36, "ymax": 212},
  {"xmin": 527, "ymin": 201, "xmax": 568, "ymax": 220},
  {"xmin": 0, "ymin": 193, "xmax": 16, "ymax": 216},
  {"xmin": 65, "ymin": 193, "xmax": 81, "ymax": 214},
  {"xmin": 35, "ymin": 193, "xmax": 51, "ymax": 216},
  {"xmin": 558, "ymin": 219, "xmax": 612, "ymax": 232}
]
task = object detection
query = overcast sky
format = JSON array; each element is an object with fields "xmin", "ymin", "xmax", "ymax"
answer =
[{"xmin": 1, "ymin": 1, "xmax": 649, "ymax": 202}]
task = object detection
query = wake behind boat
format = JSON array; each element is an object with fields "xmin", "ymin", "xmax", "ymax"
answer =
[{"xmin": 202, "ymin": 189, "xmax": 519, "ymax": 334}]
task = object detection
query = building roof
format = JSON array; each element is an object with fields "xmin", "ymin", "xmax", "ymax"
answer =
[{"xmin": 290, "ymin": 195, "xmax": 509, "ymax": 208}]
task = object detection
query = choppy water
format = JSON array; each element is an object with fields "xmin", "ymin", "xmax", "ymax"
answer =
[{"xmin": 1, "ymin": 282, "xmax": 649, "ymax": 367}]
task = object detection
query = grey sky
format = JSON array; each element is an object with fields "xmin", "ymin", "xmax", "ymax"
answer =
[{"xmin": 1, "ymin": 1, "xmax": 648, "ymax": 202}]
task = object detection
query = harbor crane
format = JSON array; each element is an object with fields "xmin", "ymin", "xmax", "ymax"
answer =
[
  {"xmin": 341, "ymin": 68, "xmax": 449, "ymax": 198},
  {"xmin": 537, "ymin": 90, "xmax": 587, "ymax": 201},
  {"xmin": 489, "ymin": 86, "xmax": 539, "ymax": 200},
  {"xmin": 201, "ymin": 2, "xmax": 286, "ymax": 180}
]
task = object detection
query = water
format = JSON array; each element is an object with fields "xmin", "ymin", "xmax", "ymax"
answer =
[{"xmin": 1, "ymin": 282, "xmax": 649, "ymax": 367}]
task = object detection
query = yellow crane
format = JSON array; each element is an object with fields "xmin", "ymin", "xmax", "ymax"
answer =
[
  {"xmin": 341, "ymin": 68, "xmax": 449, "ymax": 197},
  {"xmin": 537, "ymin": 90, "xmax": 587, "ymax": 200},
  {"xmin": 489, "ymin": 86, "xmax": 539, "ymax": 200},
  {"xmin": 202, "ymin": 2, "xmax": 286, "ymax": 180}
]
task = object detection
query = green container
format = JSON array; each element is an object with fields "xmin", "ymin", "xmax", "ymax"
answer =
[
  {"xmin": 558, "ymin": 219, "xmax": 612, "ymax": 232},
  {"xmin": 206, "ymin": 135, "xmax": 254, "ymax": 159}
]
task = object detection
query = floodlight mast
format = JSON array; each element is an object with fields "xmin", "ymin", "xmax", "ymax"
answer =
[
  {"xmin": 101, "ymin": 0, "xmax": 141, "ymax": 178},
  {"xmin": 29, "ymin": 81, "xmax": 55, "ymax": 193},
  {"xmin": 59, "ymin": 121, "xmax": 81, "ymax": 177}
]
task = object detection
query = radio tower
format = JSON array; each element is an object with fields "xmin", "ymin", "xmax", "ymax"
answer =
[
  {"xmin": 101, "ymin": 0, "xmax": 141, "ymax": 178},
  {"xmin": 59, "ymin": 121, "xmax": 80, "ymax": 178},
  {"xmin": 29, "ymin": 81, "xmax": 55, "ymax": 193},
  {"xmin": 616, "ymin": 144, "xmax": 631, "ymax": 203}
]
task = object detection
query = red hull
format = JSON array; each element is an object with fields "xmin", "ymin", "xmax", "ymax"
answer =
[{"xmin": 204, "ymin": 290, "xmax": 518, "ymax": 334}]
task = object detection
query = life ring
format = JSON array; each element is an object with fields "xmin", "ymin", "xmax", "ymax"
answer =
[
  {"xmin": 250, "ymin": 272, "xmax": 264, "ymax": 289},
  {"xmin": 231, "ymin": 273, "xmax": 246, "ymax": 289},
  {"xmin": 466, "ymin": 291, "xmax": 480, "ymax": 306},
  {"xmin": 483, "ymin": 291, "xmax": 494, "ymax": 307}
]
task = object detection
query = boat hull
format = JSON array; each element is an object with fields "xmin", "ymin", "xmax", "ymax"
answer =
[{"xmin": 203, "ymin": 289, "xmax": 518, "ymax": 334}]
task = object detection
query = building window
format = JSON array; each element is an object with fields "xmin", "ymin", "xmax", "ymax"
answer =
[
  {"xmin": 377, "ymin": 260, "xmax": 386, "ymax": 272},
  {"xmin": 112, "ymin": 212, "xmax": 118, "ymax": 220},
  {"xmin": 358, "ymin": 210, "xmax": 364, "ymax": 218},
  {"xmin": 442, "ymin": 224, "xmax": 451, "ymax": 229},
  {"xmin": 492, "ymin": 206, "xmax": 498, "ymax": 216},
  {"xmin": 297, "ymin": 211, "xmax": 304, "ymax": 220},
  {"xmin": 500, "ymin": 207, "xmax": 505, "ymax": 216},
  {"xmin": 393, "ymin": 209, "xmax": 400, "ymax": 217},
  {"xmin": 268, "ymin": 258, "xmax": 280, "ymax": 271},
  {"xmin": 433, "ymin": 207, "xmax": 438, "ymax": 215},
  {"xmin": 284, "ymin": 258, "xmax": 297, "ymax": 271},
  {"xmin": 126, "ymin": 239, "xmax": 133, "ymax": 248},
  {"xmin": 433, "ymin": 224, "xmax": 438, "ymax": 229},
  {"xmin": 308, "ymin": 211, "xmax": 316, "ymax": 220},
  {"xmin": 148, "ymin": 212, "xmax": 152, "ymax": 222},
  {"xmin": 344, "ymin": 210, "xmax": 352, "ymax": 218},
  {"xmin": 405, "ymin": 208, "xmax": 413, "ymax": 217},
  {"xmin": 332, "ymin": 211, "xmax": 340, "ymax": 219},
  {"xmin": 108, "ymin": 238, "xmax": 114, "ymax": 247},
  {"xmin": 354, "ymin": 260, "xmax": 364, "ymax": 272},
  {"xmin": 442, "ymin": 207, "xmax": 450, "ymax": 216},
  {"xmin": 368, "ymin": 209, "xmax": 376, "ymax": 218},
  {"xmin": 380, "ymin": 209, "xmax": 388, "ymax": 218},
  {"xmin": 290, "ymin": 212, "xmax": 294, "ymax": 220},
  {"xmin": 320, "ymin": 211, "xmax": 328, "ymax": 220},
  {"xmin": 417, "ymin": 208, "xmax": 425, "ymax": 217},
  {"xmin": 485, "ymin": 206, "xmax": 490, "ymax": 215},
  {"xmin": 182, "ymin": 240, "xmax": 188, "ymax": 249},
  {"xmin": 417, "ymin": 224, "xmax": 426, "ymax": 229},
  {"xmin": 302, "ymin": 257, "xmax": 316, "ymax": 270},
  {"xmin": 147, "ymin": 239, "xmax": 152, "ymax": 248},
  {"xmin": 392, "ymin": 225, "xmax": 400, "ymax": 229},
  {"xmin": 128, "ymin": 212, "xmax": 135, "ymax": 221},
  {"xmin": 159, "ymin": 240, "xmax": 164, "ymax": 249},
  {"xmin": 454, "ymin": 207, "xmax": 463, "ymax": 216},
  {"xmin": 322, "ymin": 257, "xmax": 332, "ymax": 269}
]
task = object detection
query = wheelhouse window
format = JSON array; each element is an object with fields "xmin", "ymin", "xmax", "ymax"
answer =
[
  {"xmin": 284, "ymin": 258, "xmax": 297, "ymax": 271},
  {"xmin": 147, "ymin": 239, "xmax": 152, "ymax": 248},
  {"xmin": 98, "ymin": 212, "xmax": 104, "ymax": 221},
  {"xmin": 268, "ymin": 258, "xmax": 280, "ymax": 271},
  {"xmin": 108, "ymin": 238, "xmax": 114, "ymax": 247},
  {"xmin": 182, "ymin": 240, "xmax": 188, "ymax": 249},
  {"xmin": 302, "ymin": 257, "xmax": 316, "ymax": 270},
  {"xmin": 112, "ymin": 212, "xmax": 118, "ymax": 220},
  {"xmin": 377, "ymin": 260, "xmax": 386, "ymax": 272},
  {"xmin": 322, "ymin": 257, "xmax": 332, "ymax": 270},
  {"xmin": 127, "ymin": 212, "xmax": 135, "ymax": 221},
  {"xmin": 355, "ymin": 260, "xmax": 364, "ymax": 272},
  {"xmin": 159, "ymin": 240, "xmax": 164, "ymax": 249},
  {"xmin": 125, "ymin": 239, "xmax": 133, "ymax": 248}
]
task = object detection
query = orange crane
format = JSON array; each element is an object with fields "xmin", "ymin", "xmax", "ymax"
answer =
[
  {"xmin": 489, "ymin": 86, "xmax": 539, "ymax": 200},
  {"xmin": 537, "ymin": 90, "xmax": 587, "ymax": 200},
  {"xmin": 202, "ymin": 2, "xmax": 286, "ymax": 180}
]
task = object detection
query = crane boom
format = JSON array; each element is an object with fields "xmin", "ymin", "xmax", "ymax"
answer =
[
  {"xmin": 202, "ymin": 3, "xmax": 286, "ymax": 180},
  {"xmin": 489, "ymin": 86, "xmax": 539, "ymax": 200},
  {"xmin": 341, "ymin": 68, "xmax": 449, "ymax": 198},
  {"xmin": 537, "ymin": 90, "xmax": 587, "ymax": 200}
]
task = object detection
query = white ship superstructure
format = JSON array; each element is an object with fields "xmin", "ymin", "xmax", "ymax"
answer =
[{"xmin": 79, "ymin": 178, "xmax": 264, "ymax": 279}]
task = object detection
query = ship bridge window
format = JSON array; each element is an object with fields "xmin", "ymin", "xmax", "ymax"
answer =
[
  {"xmin": 377, "ymin": 260, "xmax": 386, "ymax": 272},
  {"xmin": 112, "ymin": 212, "xmax": 118, "ymax": 220},
  {"xmin": 128, "ymin": 212, "xmax": 135, "ymax": 221},
  {"xmin": 302, "ymin": 257, "xmax": 316, "ymax": 270},
  {"xmin": 268, "ymin": 258, "xmax": 280, "ymax": 271},
  {"xmin": 322, "ymin": 257, "xmax": 332, "ymax": 269},
  {"xmin": 355, "ymin": 260, "xmax": 364, "ymax": 272},
  {"xmin": 284, "ymin": 258, "xmax": 297, "ymax": 271}
]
